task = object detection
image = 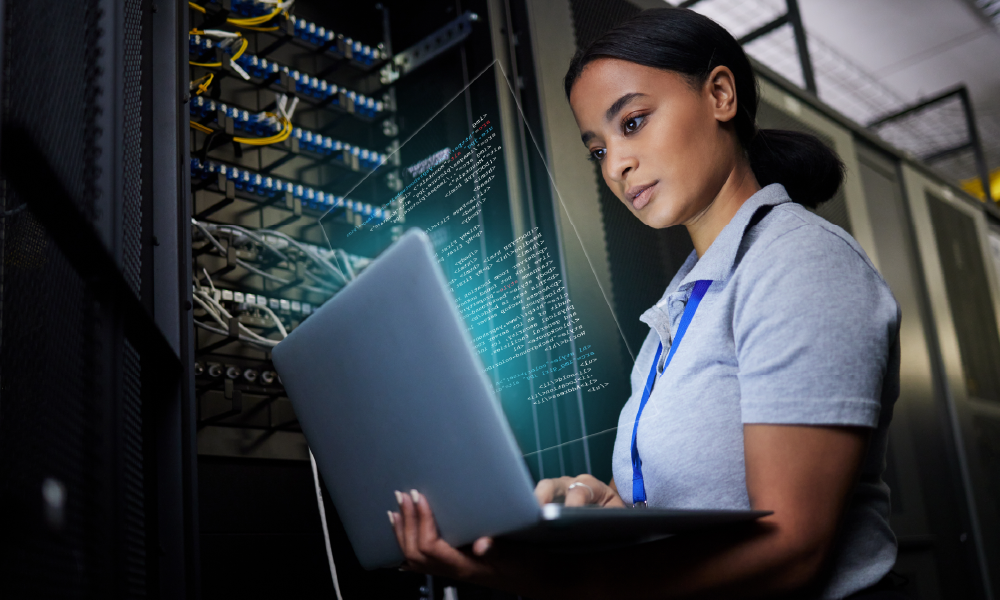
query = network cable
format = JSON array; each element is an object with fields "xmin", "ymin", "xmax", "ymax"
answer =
[
  {"xmin": 189, "ymin": 96, "xmax": 388, "ymax": 167},
  {"xmin": 200, "ymin": 221, "xmax": 352, "ymax": 289},
  {"xmin": 188, "ymin": 29, "xmax": 249, "ymax": 74},
  {"xmin": 188, "ymin": 0, "xmax": 294, "ymax": 28},
  {"xmin": 192, "ymin": 219, "xmax": 366, "ymax": 296},
  {"xmin": 189, "ymin": 34, "xmax": 384, "ymax": 118},
  {"xmin": 192, "ymin": 220, "xmax": 336, "ymax": 295},
  {"xmin": 190, "ymin": 0, "xmax": 381, "ymax": 66},
  {"xmin": 190, "ymin": 112, "xmax": 292, "ymax": 146},
  {"xmin": 192, "ymin": 231, "xmax": 346, "ymax": 598},
  {"xmin": 192, "ymin": 289, "xmax": 280, "ymax": 349},
  {"xmin": 190, "ymin": 73, "xmax": 215, "ymax": 96}
]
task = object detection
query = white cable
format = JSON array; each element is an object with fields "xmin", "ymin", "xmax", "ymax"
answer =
[
  {"xmin": 230, "ymin": 59, "xmax": 251, "ymax": 81},
  {"xmin": 196, "ymin": 219, "xmax": 351, "ymax": 287},
  {"xmin": 256, "ymin": 228, "xmax": 350, "ymax": 285},
  {"xmin": 310, "ymin": 450, "xmax": 344, "ymax": 600},
  {"xmin": 335, "ymin": 249, "xmax": 356, "ymax": 281},
  {"xmin": 193, "ymin": 219, "xmax": 227, "ymax": 254},
  {"xmin": 192, "ymin": 294, "xmax": 230, "ymax": 331},
  {"xmin": 201, "ymin": 29, "xmax": 242, "ymax": 39},
  {"xmin": 286, "ymin": 96, "xmax": 300, "ymax": 121},
  {"xmin": 193, "ymin": 320, "xmax": 279, "ymax": 348},
  {"xmin": 257, "ymin": 303, "xmax": 288, "ymax": 338},
  {"xmin": 194, "ymin": 290, "xmax": 277, "ymax": 344},
  {"xmin": 206, "ymin": 222, "xmax": 291, "ymax": 262},
  {"xmin": 202, "ymin": 268, "xmax": 217, "ymax": 295},
  {"xmin": 276, "ymin": 93, "xmax": 290, "ymax": 121}
]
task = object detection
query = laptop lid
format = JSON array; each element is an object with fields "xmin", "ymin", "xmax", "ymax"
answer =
[{"xmin": 272, "ymin": 228, "xmax": 542, "ymax": 569}]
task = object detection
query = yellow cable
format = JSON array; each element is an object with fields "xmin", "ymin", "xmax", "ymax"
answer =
[
  {"xmin": 190, "ymin": 121, "xmax": 214, "ymax": 134},
  {"xmin": 228, "ymin": 5, "xmax": 282, "ymax": 26},
  {"xmin": 238, "ymin": 24, "xmax": 279, "ymax": 31},
  {"xmin": 189, "ymin": 31, "xmax": 245, "ymax": 67},
  {"xmin": 231, "ymin": 37, "xmax": 249, "ymax": 61},
  {"xmin": 188, "ymin": 115, "xmax": 293, "ymax": 146},
  {"xmin": 189, "ymin": 1, "xmax": 280, "ymax": 28},
  {"xmin": 192, "ymin": 72, "xmax": 215, "ymax": 95},
  {"xmin": 237, "ymin": 117, "xmax": 292, "ymax": 146}
]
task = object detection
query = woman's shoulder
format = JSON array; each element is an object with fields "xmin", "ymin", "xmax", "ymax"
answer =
[
  {"xmin": 738, "ymin": 201, "xmax": 881, "ymax": 281},
  {"xmin": 732, "ymin": 201, "xmax": 899, "ymax": 322}
]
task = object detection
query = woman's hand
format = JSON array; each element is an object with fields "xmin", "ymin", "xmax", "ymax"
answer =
[
  {"xmin": 390, "ymin": 489, "xmax": 500, "ymax": 583},
  {"xmin": 533, "ymin": 475, "xmax": 626, "ymax": 508}
]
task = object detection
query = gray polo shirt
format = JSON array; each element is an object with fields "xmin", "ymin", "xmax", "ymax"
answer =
[{"xmin": 611, "ymin": 184, "xmax": 901, "ymax": 599}]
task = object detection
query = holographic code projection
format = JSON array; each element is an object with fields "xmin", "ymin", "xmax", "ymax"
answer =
[{"xmin": 321, "ymin": 63, "xmax": 630, "ymax": 480}]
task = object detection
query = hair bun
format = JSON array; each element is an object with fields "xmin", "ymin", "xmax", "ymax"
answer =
[{"xmin": 749, "ymin": 129, "xmax": 845, "ymax": 208}]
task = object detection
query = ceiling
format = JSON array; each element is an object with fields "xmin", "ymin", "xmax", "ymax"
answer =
[{"xmin": 666, "ymin": 0, "xmax": 1000, "ymax": 186}]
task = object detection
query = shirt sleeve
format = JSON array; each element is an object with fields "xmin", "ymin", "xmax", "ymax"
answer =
[{"xmin": 734, "ymin": 224, "xmax": 900, "ymax": 427}]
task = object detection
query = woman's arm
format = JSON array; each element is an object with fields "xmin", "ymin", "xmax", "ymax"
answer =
[{"xmin": 391, "ymin": 423, "xmax": 869, "ymax": 599}]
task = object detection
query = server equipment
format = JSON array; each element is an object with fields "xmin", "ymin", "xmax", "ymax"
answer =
[{"xmin": 3, "ymin": 0, "xmax": 999, "ymax": 598}]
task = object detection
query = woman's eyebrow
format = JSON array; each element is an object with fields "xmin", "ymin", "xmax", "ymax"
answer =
[
  {"xmin": 605, "ymin": 92, "xmax": 646, "ymax": 122},
  {"xmin": 581, "ymin": 92, "xmax": 648, "ymax": 144}
]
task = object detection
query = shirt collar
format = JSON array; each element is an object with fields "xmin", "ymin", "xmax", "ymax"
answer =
[
  {"xmin": 676, "ymin": 183, "xmax": 792, "ymax": 289},
  {"xmin": 639, "ymin": 184, "xmax": 792, "ymax": 351}
]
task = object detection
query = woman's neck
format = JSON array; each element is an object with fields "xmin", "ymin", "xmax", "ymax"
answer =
[{"xmin": 685, "ymin": 160, "xmax": 761, "ymax": 259}]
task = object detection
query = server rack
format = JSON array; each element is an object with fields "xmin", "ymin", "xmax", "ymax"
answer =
[
  {"xmin": 0, "ymin": 0, "xmax": 195, "ymax": 597},
  {"xmin": 4, "ymin": 0, "xmax": 999, "ymax": 597},
  {"xmin": 183, "ymin": 1, "xmax": 571, "ymax": 597}
]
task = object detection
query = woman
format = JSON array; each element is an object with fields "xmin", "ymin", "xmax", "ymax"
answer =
[{"xmin": 389, "ymin": 7, "xmax": 903, "ymax": 599}]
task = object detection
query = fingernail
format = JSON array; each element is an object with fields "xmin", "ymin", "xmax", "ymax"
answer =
[
  {"xmin": 394, "ymin": 490, "xmax": 403, "ymax": 505},
  {"xmin": 410, "ymin": 489, "xmax": 420, "ymax": 504},
  {"xmin": 388, "ymin": 511, "xmax": 395, "ymax": 526},
  {"xmin": 475, "ymin": 538, "xmax": 492, "ymax": 555}
]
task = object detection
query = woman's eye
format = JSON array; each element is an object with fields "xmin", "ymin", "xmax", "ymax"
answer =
[
  {"xmin": 589, "ymin": 148, "xmax": 606, "ymax": 161},
  {"xmin": 623, "ymin": 115, "xmax": 645, "ymax": 134}
]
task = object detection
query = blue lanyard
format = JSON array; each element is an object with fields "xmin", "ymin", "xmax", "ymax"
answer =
[{"xmin": 631, "ymin": 279, "xmax": 712, "ymax": 507}]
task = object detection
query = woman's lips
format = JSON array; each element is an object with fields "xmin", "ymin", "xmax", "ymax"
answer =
[{"xmin": 629, "ymin": 182, "xmax": 657, "ymax": 210}]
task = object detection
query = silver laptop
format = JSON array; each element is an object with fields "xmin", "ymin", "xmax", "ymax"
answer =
[{"xmin": 272, "ymin": 228, "xmax": 768, "ymax": 569}]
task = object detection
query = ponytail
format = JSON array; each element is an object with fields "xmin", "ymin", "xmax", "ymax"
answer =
[
  {"xmin": 564, "ymin": 8, "xmax": 844, "ymax": 207},
  {"xmin": 749, "ymin": 129, "xmax": 845, "ymax": 208}
]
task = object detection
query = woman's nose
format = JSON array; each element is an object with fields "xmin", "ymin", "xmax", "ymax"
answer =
[{"xmin": 606, "ymin": 148, "xmax": 638, "ymax": 183}]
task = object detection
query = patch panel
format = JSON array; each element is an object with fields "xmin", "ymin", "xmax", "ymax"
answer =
[
  {"xmin": 190, "ymin": 158, "xmax": 389, "ymax": 220},
  {"xmin": 189, "ymin": 35, "xmax": 384, "ymax": 117},
  {"xmin": 189, "ymin": 96, "xmax": 389, "ymax": 169},
  {"xmin": 197, "ymin": 0, "xmax": 383, "ymax": 65},
  {"xmin": 289, "ymin": 16, "xmax": 382, "ymax": 66}
]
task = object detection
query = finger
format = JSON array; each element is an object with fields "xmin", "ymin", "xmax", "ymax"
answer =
[
  {"xmin": 411, "ymin": 492, "xmax": 478, "ymax": 567},
  {"xmin": 472, "ymin": 536, "xmax": 494, "ymax": 557},
  {"xmin": 565, "ymin": 483, "xmax": 593, "ymax": 507},
  {"xmin": 533, "ymin": 478, "xmax": 559, "ymax": 505},
  {"xmin": 397, "ymin": 490, "xmax": 421, "ymax": 560},
  {"xmin": 413, "ymin": 490, "xmax": 440, "ymax": 554},
  {"xmin": 390, "ymin": 509, "xmax": 406, "ymax": 551}
]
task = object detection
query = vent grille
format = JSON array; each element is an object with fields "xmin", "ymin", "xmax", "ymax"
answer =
[{"xmin": 926, "ymin": 193, "xmax": 1000, "ymax": 403}]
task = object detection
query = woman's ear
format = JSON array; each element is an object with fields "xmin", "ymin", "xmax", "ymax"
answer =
[{"xmin": 706, "ymin": 66, "xmax": 738, "ymax": 123}]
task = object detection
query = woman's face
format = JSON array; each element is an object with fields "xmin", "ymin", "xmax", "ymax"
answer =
[{"xmin": 569, "ymin": 58, "xmax": 741, "ymax": 229}]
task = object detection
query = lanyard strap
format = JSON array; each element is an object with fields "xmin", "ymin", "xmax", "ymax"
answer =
[{"xmin": 630, "ymin": 279, "xmax": 712, "ymax": 507}]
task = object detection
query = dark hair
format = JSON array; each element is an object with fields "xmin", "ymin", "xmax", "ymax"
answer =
[{"xmin": 564, "ymin": 8, "xmax": 843, "ymax": 208}]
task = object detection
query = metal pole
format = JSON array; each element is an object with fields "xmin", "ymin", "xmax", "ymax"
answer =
[
  {"xmin": 958, "ymin": 87, "xmax": 995, "ymax": 203},
  {"xmin": 785, "ymin": 0, "xmax": 818, "ymax": 95}
]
